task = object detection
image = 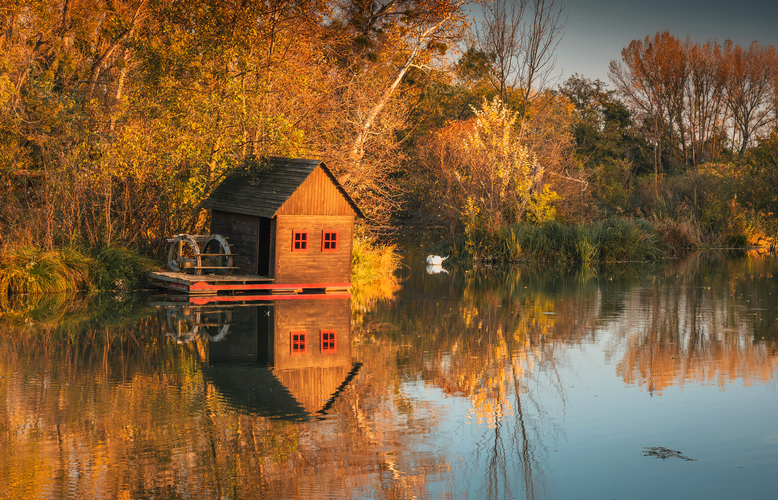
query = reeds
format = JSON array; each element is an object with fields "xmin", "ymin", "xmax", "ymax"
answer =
[
  {"xmin": 454, "ymin": 219, "xmax": 664, "ymax": 264},
  {"xmin": 351, "ymin": 232, "xmax": 402, "ymax": 285},
  {"xmin": 0, "ymin": 245, "xmax": 158, "ymax": 300},
  {"xmin": 0, "ymin": 247, "xmax": 91, "ymax": 296},
  {"xmin": 90, "ymin": 246, "xmax": 158, "ymax": 291},
  {"xmin": 652, "ymin": 217, "xmax": 702, "ymax": 251}
]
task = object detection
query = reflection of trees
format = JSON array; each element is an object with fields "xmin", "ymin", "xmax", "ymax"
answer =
[
  {"xmin": 0, "ymin": 302, "xmax": 451, "ymax": 499},
  {"xmin": 356, "ymin": 263, "xmax": 612, "ymax": 499},
  {"xmin": 610, "ymin": 252, "xmax": 778, "ymax": 394},
  {"xmin": 355, "ymin": 251, "xmax": 778, "ymax": 496},
  {"xmin": 0, "ymin": 315, "xmax": 217, "ymax": 498},
  {"xmin": 2, "ymin": 252, "xmax": 776, "ymax": 498}
]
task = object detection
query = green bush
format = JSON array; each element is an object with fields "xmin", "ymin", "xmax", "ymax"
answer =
[{"xmin": 91, "ymin": 246, "xmax": 158, "ymax": 291}]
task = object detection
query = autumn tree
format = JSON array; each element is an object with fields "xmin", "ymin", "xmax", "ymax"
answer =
[
  {"xmin": 337, "ymin": 0, "xmax": 476, "ymax": 162},
  {"xmin": 560, "ymin": 74, "xmax": 650, "ymax": 213},
  {"xmin": 474, "ymin": 0, "xmax": 566, "ymax": 112},
  {"xmin": 416, "ymin": 94, "xmax": 578, "ymax": 245},
  {"xmin": 610, "ymin": 32, "xmax": 689, "ymax": 195},
  {"xmin": 0, "ymin": 0, "xmax": 153, "ymax": 248},
  {"xmin": 611, "ymin": 33, "xmax": 778, "ymax": 173},
  {"xmin": 683, "ymin": 39, "xmax": 728, "ymax": 165},
  {"xmin": 0, "ymin": 0, "xmax": 488, "ymax": 245},
  {"xmin": 0, "ymin": 0, "xmax": 336, "ymax": 248},
  {"xmin": 291, "ymin": 0, "xmax": 480, "ymax": 228},
  {"xmin": 719, "ymin": 40, "xmax": 778, "ymax": 163}
]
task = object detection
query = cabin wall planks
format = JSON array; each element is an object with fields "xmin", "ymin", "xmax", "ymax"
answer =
[
  {"xmin": 275, "ymin": 167, "xmax": 355, "ymax": 216},
  {"xmin": 210, "ymin": 211, "xmax": 258, "ymax": 275},
  {"xmin": 274, "ymin": 215, "xmax": 354, "ymax": 284}
]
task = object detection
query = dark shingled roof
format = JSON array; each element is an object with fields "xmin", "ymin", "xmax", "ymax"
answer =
[{"xmin": 201, "ymin": 156, "xmax": 363, "ymax": 218}]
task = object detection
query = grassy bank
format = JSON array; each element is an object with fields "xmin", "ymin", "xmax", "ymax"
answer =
[
  {"xmin": 0, "ymin": 232, "xmax": 401, "ymax": 303},
  {"xmin": 596, "ymin": 162, "xmax": 778, "ymax": 250},
  {"xmin": 439, "ymin": 219, "xmax": 666, "ymax": 264},
  {"xmin": 0, "ymin": 246, "xmax": 158, "ymax": 300}
]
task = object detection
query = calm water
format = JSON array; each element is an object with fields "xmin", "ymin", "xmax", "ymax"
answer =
[{"xmin": 1, "ymin": 251, "xmax": 777, "ymax": 499}]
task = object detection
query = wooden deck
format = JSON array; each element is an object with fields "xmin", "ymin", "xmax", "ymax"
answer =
[
  {"xmin": 148, "ymin": 291, "xmax": 351, "ymax": 306},
  {"xmin": 147, "ymin": 270, "xmax": 351, "ymax": 296}
]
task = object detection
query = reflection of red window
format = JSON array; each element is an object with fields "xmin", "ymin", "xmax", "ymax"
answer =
[
  {"xmin": 321, "ymin": 330, "xmax": 336, "ymax": 353},
  {"xmin": 292, "ymin": 231, "xmax": 308, "ymax": 252},
  {"xmin": 322, "ymin": 231, "xmax": 338, "ymax": 252},
  {"xmin": 291, "ymin": 331, "xmax": 307, "ymax": 354}
]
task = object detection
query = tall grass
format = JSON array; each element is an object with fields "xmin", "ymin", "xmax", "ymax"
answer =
[
  {"xmin": 653, "ymin": 217, "xmax": 703, "ymax": 251},
  {"xmin": 595, "ymin": 219, "xmax": 661, "ymax": 261},
  {"xmin": 351, "ymin": 232, "xmax": 402, "ymax": 285},
  {"xmin": 0, "ymin": 247, "xmax": 91, "ymax": 296},
  {"xmin": 450, "ymin": 219, "xmax": 664, "ymax": 264},
  {"xmin": 350, "ymin": 231, "xmax": 403, "ymax": 311},
  {"xmin": 91, "ymin": 246, "xmax": 158, "ymax": 291},
  {"xmin": 0, "ymin": 245, "xmax": 158, "ymax": 299}
]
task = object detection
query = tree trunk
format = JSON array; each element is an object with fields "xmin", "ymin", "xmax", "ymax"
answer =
[
  {"xmin": 349, "ymin": 16, "xmax": 451, "ymax": 162},
  {"xmin": 87, "ymin": 1, "xmax": 147, "ymax": 96}
]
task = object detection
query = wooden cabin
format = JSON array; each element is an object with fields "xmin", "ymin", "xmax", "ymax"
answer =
[{"xmin": 200, "ymin": 157, "xmax": 363, "ymax": 286}]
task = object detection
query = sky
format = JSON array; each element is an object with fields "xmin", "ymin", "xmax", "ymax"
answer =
[{"xmin": 489, "ymin": 0, "xmax": 778, "ymax": 87}]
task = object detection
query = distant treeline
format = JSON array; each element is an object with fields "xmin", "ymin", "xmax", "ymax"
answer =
[{"xmin": 609, "ymin": 32, "xmax": 778, "ymax": 175}]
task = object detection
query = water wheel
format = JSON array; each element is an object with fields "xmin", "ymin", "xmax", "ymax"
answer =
[
  {"xmin": 198, "ymin": 235, "xmax": 234, "ymax": 275},
  {"xmin": 166, "ymin": 234, "xmax": 234, "ymax": 275},
  {"xmin": 165, "ymin": 307, "xmax": 198, "ymax": 343},
  {"xmin": 197, "ymin": 308, "xmax": 233, "ymax": 342},
  {"xmin": 165, "ymin": 307, "xmax": 233, "ymax": 343}
]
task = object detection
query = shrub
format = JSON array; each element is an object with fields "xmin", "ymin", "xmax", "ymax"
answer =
[
  {"xmin": 0, "ymin": 247, "xmax": 91, "ymax": 296},
  {"xmin": 653, "ymin": 218, "xmax": 702, "ymax": 251},
  {"xmin": 351, "ymin": 230, "xmax": 402, "ymax": 285}
]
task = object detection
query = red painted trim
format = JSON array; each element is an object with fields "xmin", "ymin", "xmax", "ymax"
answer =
[
  {"xmin": 188, "ymin": 293, "xmax": 350, "ymax": 305},
  {"xmin": 188, "ymin": 281, "xmax": 351, "ymax": 292},
  {"xmin": 292, "ymin": 230, "xmax": 309, "ymax": 252},
  {"xmin": 320, "ymin": 329, "xmax": 337, "ymax": 354},
  {"xmin": 291, "ymin": 331, "xmax": 307, "ymax": 355},
  {"xmin": 322, "ymin": 230, "xmax": 339, "ymax": 252}
]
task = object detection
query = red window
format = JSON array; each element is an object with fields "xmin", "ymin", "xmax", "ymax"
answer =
[
  {"xmin": 291, "ymin": 331, "xmax": 307, "ymax": 354},
  {"xmin": 322, "ymin": 231, "xmax": 338, "ymax": 252},
  {"xmin": 320, "ymin": 330, "xmax": 336, "ymax": 353},
  {"xmin": 292, "ymin": 231, "xmax": 308, "ymax": 252}
]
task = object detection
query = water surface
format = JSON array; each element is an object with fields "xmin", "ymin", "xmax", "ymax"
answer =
[{"xmin": 1, "ymin": 251, "xmax": 776, "ymax": 499}]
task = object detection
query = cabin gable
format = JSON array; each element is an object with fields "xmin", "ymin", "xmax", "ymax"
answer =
[{"xmin": 276, "ymin": 165, "xmax": 357, "ymax": 217}]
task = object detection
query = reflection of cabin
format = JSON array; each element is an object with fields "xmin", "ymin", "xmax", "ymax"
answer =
[
  {"xmin": 203, "ymin": 297, "xmax": 355, "ymax": 417},
  {"xmin": 270, "ymin": 299, "xmax": 353, "ymax": 413},
  {"xmin": 200, "ymin": 157, "xmax": 363, "ymax": 285}
]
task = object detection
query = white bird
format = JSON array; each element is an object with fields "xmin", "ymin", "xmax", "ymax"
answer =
[
  {"xmin": 426, "ymin": 255, "xmax": 449, "ymax": 265},
  {"xmin": 426, "ymin": 264, "xmax": 449, "ymax": 275}
]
